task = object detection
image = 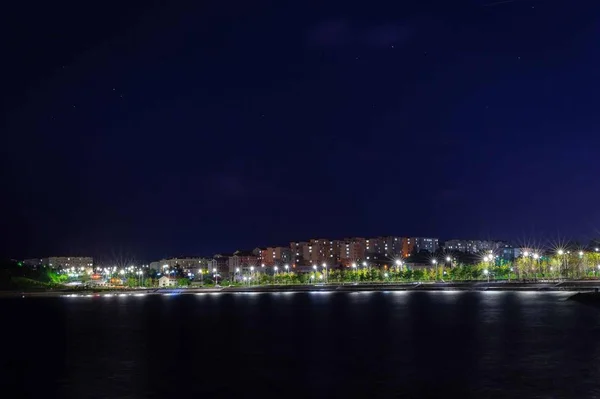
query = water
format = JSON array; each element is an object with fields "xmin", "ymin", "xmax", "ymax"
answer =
[{"xmin": 3, "ymin": 291, "xmax": 600, "ymax": 398}]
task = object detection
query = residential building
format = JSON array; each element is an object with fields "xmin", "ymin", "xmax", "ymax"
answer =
[
  {"xmin": 308, "ymin": 238, "xmax": 337, "ymax": 265},
  {"xmin": 24, "ymin": 257, "xmax": 93, "ymax": 270},
  {"xmin": 365, "ymin": 236, "xmax": 403, "ymax": 258},
  {"xmin": 228, "ymin": 250, "xmax": 261, "ymax": 274},
  {"xmin": 150, "ymin": 257, "xmax": 211, "ymax": 273},
  {"xmin": 290, "ymin": 241, "xmax": 311, "ymax": 267},
  {"xmin": 402, "ymin": 237, "xmax": 439, "ymax": 257},
  {"xmin": 443, "ymin": 240, "xmax": 505, "ymax": 254},
  {"xmin": 208, "ymin": 254, "xmax": 231, "ymax": 276},
  {"xmin": 260, "ymin": 246, "xmax": 292, "ymax": 266},
  {"xmin": 158, "ymin": 276, "xmax": 177, "ymax": 287},
  {"xmin": 334, "ymin": 237, "xmax": 367, "ymax": 266}
]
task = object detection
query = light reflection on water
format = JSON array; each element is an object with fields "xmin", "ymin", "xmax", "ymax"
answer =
[{"xmin": 5, "ymin": 291, "xmax": 600, "ymax": 398}]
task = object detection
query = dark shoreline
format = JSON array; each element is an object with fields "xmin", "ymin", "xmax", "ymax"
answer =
[{"xmin": 3, "ymin": 280, "xmax": 600, "ymax": 298}]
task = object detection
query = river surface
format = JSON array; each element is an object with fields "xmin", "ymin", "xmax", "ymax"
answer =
[{"xmin": 3, "ymin": 291, "xmax": 600, "ymax": 398}]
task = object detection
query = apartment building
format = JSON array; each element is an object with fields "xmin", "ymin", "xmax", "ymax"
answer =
[
  {"xmin": 444, "ymin": 239, "xmax": 505, "ymax": 254},
  {"xmin": 228, "ymin": 250, "xmax": 261, "ymax": 274},
  {"xmin": 150, "ymin": 257, "xmax": 211, "ymax": 272},
  {"xmin": 402, "ymin": 237, "xmax": 439, "ymax": 257},
  {"xmin": 365, "ymin": 236, "xmax": 403, "ymax": 257},
  {"xmin": 260, "ymin": 246, "xmax": 292, "ymax": 266},
  {"xmin": 24, "ymin": 256, "xmax": 94, "ymax": 270}
]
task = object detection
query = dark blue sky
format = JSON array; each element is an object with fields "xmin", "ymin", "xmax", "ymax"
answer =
[{"xmin": 2, "ymin": 0, "xmax": 600, "ymax": 260}]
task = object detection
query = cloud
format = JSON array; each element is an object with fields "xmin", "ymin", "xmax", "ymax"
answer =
[{"xmin": 307, "ymin": 18, "xmax": 415, "ymax": 48}]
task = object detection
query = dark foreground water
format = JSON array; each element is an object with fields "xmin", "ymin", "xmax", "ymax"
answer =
[{"xmin": 3, "ymin": 291, "xmax": 600, "ymax": 398}]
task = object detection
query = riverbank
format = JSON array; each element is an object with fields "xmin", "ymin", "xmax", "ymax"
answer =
[{"xmin": 3, "ymin": 280, "xmax": 600, "ymax": 298}]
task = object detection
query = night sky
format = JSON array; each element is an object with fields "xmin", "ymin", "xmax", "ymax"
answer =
[{"xmin": 2, "ymin": 0, "xmax": 600, "ymax": 261}]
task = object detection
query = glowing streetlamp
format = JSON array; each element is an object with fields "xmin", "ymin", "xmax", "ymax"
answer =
[
  {"xmin": 483, "ymin": 268, "xmax": 490, "ymax": 283},
  {"xmin": 431, "ymin": 259, "xmax": 438, "ymax": 281},
  {"xmin": 557, "ymin": 249, "xmax": 565, "ymax": 279},
  {"xmin": 322, "ymin": 263, "xmax": 328, "ymax": 283}
]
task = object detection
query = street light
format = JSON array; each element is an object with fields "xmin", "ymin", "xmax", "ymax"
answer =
[
  {"xmin": 431, "ymin": 259, "xmax": 438, "ymax": 281},
  {"xmin": 250, "ymin": 266, "xmax": 255, "ymax": 283},
  {"xmin": 557, "ymin": 249, "xmax": 565, "ymax": 279},
  {"xmin": 483, "ymin": 268, "xmax": 490, "ymax": 283},
  {"xmin": 213, "ymin": 268, "xmax": 218, "ymax": 286},
  {"xmin": 322, "ymin": 263, "xmax": 328, "ymax": 283}
]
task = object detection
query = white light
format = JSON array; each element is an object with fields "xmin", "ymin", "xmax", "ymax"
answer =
[
  {"xmin": 395, "ymin": 260, "xmax": 401, "ymax": 266},
  {"xmin": 274, "ymin": 266, "xmax": 278, "ymax": 271},
  {"xmin": 533, "ymin": 253, "xmax": 539, "ymax": 259},
  {"xmin": 236, "ymin": 268, "xmax": 240, "ymax": 272},
  {"xmin": 445, "ymin": 257, "xmax": 451, "ymax": 262},
  {"xmin": 313, "ymin": 265, "xmax": 317, "ymax": 270},
  {"xmin": 558, "ymin": 250, "xmax": 564, "ymax": 255},
  {"xmin": 362, "ymin": 262, "xmax": 367, "ymax": 267},
  {"xmin": 523, "ymin": 251, "xmax": 529, "ymax": 257},
  {"xmin": 483, "ymin": 269, "xmax": 489, "ymax": 275}
]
